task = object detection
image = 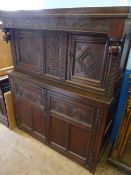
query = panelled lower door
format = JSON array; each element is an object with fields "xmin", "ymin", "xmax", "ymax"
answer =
[
  {"xmin": 12, "ymin": 79, "xmax": 47, "ymax": 141},
  {"xmin": 47, "ymin": 90, "xmax": 95, "ymax": 163}
]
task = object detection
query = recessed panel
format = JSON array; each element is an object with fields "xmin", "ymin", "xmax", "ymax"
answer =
[
  {"xmin": 15, "ymin": 30, "xmax": 44, "ymax": 74},
  {"xmin": 68, "ymin": 35, "xmax": 108, "ymax": 90}
]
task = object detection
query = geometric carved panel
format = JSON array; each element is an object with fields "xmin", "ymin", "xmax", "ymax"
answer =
[
  {"xmin": 74, "ymin": 40, "xmax": 105, "ymax": 81},
  {"xmin": 68, "ymin": 35, "xmax": 107, "ymax": 89}
]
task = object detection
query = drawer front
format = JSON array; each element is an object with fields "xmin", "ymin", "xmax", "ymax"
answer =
[
  {"xmin": 48, "ymin": 91, "xmax": 96, "ymax": 126},
  {"xmin": 13, "ymin": 80, "xmax": 45, "ymax": 109}
]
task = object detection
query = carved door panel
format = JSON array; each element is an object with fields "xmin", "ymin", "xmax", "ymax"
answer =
[
  {"xmin": 44, "ymin": 31, "xmax": 67, "ymax": 79},
  {"xmin": 68, "ymin": 122, "xmax": 90, "ymax": 161},
  {"xmin": 48, "ymin": 114, "xmax": 67, "ymax": 150},
  {"xmin": 17, "ymin": 97, "xmax": 46, "ymax": 140},
  {"xmin": 12, "ymin": 79, "xmax": 47, "ymax": 141},
  {"xmin": 47, "ymin": 90, "xmax": 96, "ymax": 161},
  {"xmin": 32, "ymin": 105, "xmax": 46, "ymax": 139},
  {"xmin": 17, "ymin": 97, "xmax": 33, "ymax": 130},
  {"xmin": 14, "ymin": 30, "xmax": 44, "ymax": 74},
  {"xmin": 48, "ymin": 112, "xmax": 90, "ymax": 161},
  {"xmin": 67, "ymin": 34, "xmax": 108, "ymax": 94}
]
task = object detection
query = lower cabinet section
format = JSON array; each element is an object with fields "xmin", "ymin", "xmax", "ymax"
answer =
[{"xmin": 10, "ymin": 73, "xmax": 111, "ymax": 173}]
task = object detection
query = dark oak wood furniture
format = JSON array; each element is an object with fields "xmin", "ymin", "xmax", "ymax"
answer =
[
  {"xmin": 109, "ymin": 78, "xmax": 131, "ymax": 172},
  {"xmin": 0, "ymin": 75, "xmax": 10, "ymax": 126},
  {"xmin": 1, "ymin": 7, "xmax": 131, "ymax": 173}
]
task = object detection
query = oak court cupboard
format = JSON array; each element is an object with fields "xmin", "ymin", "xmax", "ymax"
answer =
[{"xmin": 1, "ymin": 7, "xmax": 131, "ymax": 173}]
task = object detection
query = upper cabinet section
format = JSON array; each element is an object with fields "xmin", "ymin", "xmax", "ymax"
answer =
[
  {"xmin": 1, "ymin": 7, "xmax": 131, "ymax": 97},
  {"xmin": 11, "ymin": 29, "xmax": 124, "ymax": 97}
]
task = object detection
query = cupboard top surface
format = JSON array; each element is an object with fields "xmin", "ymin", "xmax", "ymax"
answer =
[{"xmin": 0, "ymin": 7, "xmax": 131, "ymax": 18}]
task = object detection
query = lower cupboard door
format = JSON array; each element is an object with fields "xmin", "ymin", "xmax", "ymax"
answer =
[
  {"xmin": 18, "ymin": 97, "xmax": 46, "ymax": 140},
  {"xmin": 48, "ymin": 114, "xmax": 91, "ymax": 161},
  {"xmin": 68, "ymin": 123, "xmax": 90, "ymax": 161}
]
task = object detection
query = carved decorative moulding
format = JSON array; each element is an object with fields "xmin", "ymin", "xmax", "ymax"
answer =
[
  {"xmin": 11, "ymin": 78, "xmax": 45, "ymax": 109},
  {"xmin": 50, "ymin": 95, "xmax": 96, "ymax": 126},
  {"xmin": 3, "ymin": 17, "xmax": 109, "ymax": 33}
]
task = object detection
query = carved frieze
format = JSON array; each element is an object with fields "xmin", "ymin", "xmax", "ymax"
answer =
[
  {"xmin": 11, "ymin": 78, "xmax": 44, "ymax": 108},
  {"xmin": 3, "ymin": 17, "xmax": 109, "ymax": 33},
  {"xmin": 50, "ymin": 96, "xmax": 95, "ymax": 125}
]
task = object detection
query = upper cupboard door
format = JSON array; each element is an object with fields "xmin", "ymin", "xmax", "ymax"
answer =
[
  {"xmin": 67, "ymin": 35, "xmax": 108, "ymax": 95},
  {"xmin": 44, "ymin": 31, "xmax": 67, "ymax": 79},
  {"xmin": 14, "ymin": 30, "xmax": 44, "ymax": 74}
]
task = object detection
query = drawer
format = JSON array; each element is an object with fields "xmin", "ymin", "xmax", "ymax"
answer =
[
  {"xmin": 48, "ymin": 91, "xmax": 96, "ymax": 126},
  {"xmin": 11, "ymin": 79, "xmax": 46, "ymax": 109}
]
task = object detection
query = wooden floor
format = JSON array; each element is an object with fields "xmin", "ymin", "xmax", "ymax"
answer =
[{"xmin": 0, "ymin": 123, "xmax": 127, "ymax": 175}]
